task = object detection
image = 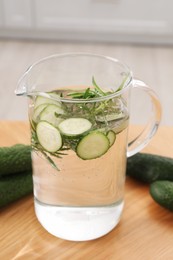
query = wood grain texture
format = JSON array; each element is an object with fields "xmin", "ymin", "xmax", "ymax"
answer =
[{"xmin": 0, "ymin": 121, "xmax": 173, "ymax": 260}]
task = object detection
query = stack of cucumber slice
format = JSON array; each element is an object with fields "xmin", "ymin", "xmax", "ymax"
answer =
[{"xmin": 31, "ymin": 93, "xmax": 117, "ymax": 160}]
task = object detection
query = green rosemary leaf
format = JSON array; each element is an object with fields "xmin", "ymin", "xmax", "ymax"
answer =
[
  {"xmin": 42, "ymin": 151, "xmax": 60, "ymax": 171},
  {"xmin": 116, "ymin": 72, "xmax": 130, "ymax": 92},
  {"xmin": 67, "ymin": 91, "xmax": 87, "ymax": 98},
  {"xmin": 92, "ymin": 76, "xmax": 107, "ymax": 96},
  {"xmin": 83, "ymin": 88, "xmax": 91, "ymax": 98}
]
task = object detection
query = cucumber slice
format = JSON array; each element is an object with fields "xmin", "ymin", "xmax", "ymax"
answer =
[
  {"xmin": 58, "ymin": 118, "xmax": 92, "ymax": 137},
  {"xmin": 96, "ymin": 112, "xmax": 124, "ymax": 122},
  {"xmin": 32, "ymin": 104, "xmax": 48, "ymax": 123},
  {"xmin": 107, "ymin": 130, "xmax": 116, "ymax": 147},
  {"xmin": 36, "ymin": 121, "xmax": 62, "ymax": 152},
  {"xmin": 40, "ymin": 104, "xmax": 65, "ymax": 127},
  {"xmin": 76, "ymin": 131, "xmax": 110, "ymax": 160},
  {"xmin": 114, "ymin": 118, "xmax": 129, "ymax": 134},
  {"xmin": 34, "ymin": 93, "xmax": 61, "ymax": 108}
]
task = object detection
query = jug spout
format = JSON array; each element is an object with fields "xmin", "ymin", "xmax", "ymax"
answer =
[
  {"xmin": 15, "ymin": 86, "xmax": 27, "ymax": 96},
  {"xmin": 15, "ymin": 73, "xmax": 28, "ymax": 96}
]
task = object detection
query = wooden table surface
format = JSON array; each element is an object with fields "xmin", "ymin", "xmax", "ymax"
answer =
[{"xmin": 0, "ymin": 121, "xmax": 173, "ymax": 260}]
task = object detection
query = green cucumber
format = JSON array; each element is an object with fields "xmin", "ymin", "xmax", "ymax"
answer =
[
  {"xmin": 126, "ymin": 153, "xmax": 173, "ymax": 183},
  {"xmin": 36, "ymin": 121, "xmax": 62, "ymax": 152},
  {"xmin": 150, "ymin": 181, "xmax": 173, "ymax": 211},
  {"xmin": 0, "ymin": 171, "xmax": 33, "ymax": 208},
  {"xmin": 40, "ymin": 104, "xmax": 65, "ymax": 127},
  {"xmin": 76, "ymin": 131, "xmax": 110, "ymax": 160},
  {"xmin": 58, "ymin": 118, "xmax": 92, "ymax": 137},
  {"xmin": 107, "ymin": 130, "xmax": 116, "ymax": 147},
  {"xmin": 0, "ymin": 144, "xmax": 32, "ymax": 177}
]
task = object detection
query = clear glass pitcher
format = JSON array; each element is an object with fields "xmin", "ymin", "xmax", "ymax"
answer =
[{"xmin": 15, "ymin": 53, "xmax": 161, "ymax": 241}]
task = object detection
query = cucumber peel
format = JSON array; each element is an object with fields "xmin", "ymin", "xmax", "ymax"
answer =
[
  {"xmin": 0, "ymin": 144, "xmax": 32, "ymax": 177},
  {"xmin": 127, "ymin": 153, "xmax": 173, "ymax": 183},
  {"xmin": 150, "ymin": 181, "xmax": 173, "ymax": 211},
  {"xmin": 127, "ymin": 153, "xmax": 173, "ymax": 211},
  {"xmin": 76, "ymin": 131, "xmax": 110, "ymax": 160},
  {"xmin": 0, "ymin": 171, "xmax": 33, "ymax": 208},
  {"xmin": 107, "ymin": 130, "xmax": 116, "ymax": 147}
]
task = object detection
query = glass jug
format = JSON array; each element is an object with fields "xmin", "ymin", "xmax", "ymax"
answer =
[{"xmin": 15, "ymin": 53, "xmax": 161, "ymax": 241}]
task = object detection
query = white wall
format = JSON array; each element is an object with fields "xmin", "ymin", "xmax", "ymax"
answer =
[{"xmin": 0, "ymin": 0, "xmax": 173, "ymax": 44}]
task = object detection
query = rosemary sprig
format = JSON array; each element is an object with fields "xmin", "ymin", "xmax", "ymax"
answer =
[
  {"xmin": 116, "ymin": 72, "xmax": 130, "ymax": 92},
  {"xmin": 67, "ymin": 75, "xmax": 129, "ymax": 100},
  {"xmin": 67, "ymin": 88, "xmax": 96, "ymax": 99},
  {"xmin": 67, "ymin": 77, "xmax": 109, "ymax": 99},
  {"xmin": 92, "ymin": 76, "xmax": 107, "ymax": 96}
]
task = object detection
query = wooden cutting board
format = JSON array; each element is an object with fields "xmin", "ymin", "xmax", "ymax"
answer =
[{"xmin": 0, "ymin": 121, "xmax": 173, "ymax": 260}]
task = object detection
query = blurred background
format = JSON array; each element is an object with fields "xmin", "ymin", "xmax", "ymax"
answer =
[{"xmin": 0, "ymin": 0, "xmax": 172, "ymax": 125}]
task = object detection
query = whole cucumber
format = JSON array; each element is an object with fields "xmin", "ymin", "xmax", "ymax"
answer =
[
  {"xmin": 0, "ymin": 144, "xmax": 32, "ymax": 177},
  {"xmin": 126, "ymin": 153, "xmax": 173, "ymax": 183},
  {"xmin": 0, "ymin": 171, "xmax": 33, "ymax": 207},
  {"xmin": 150, "ymin": 181, "xmax": 173, "ymax": 211}
]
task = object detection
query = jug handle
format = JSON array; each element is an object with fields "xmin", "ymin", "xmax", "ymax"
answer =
[{"xmin": 127, "ymin": 79, "xmax": 162, "ymax": 157}]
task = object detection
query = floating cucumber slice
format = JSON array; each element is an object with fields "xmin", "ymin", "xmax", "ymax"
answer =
[
  {"xmin": 34, "ymin": 92, "xmax": 61, "ymax": 108},
  {"xmin": 58, "ymin": 118, "xmax": 92, "ymax": 137},
  {"xmin": 107, "ymin": 130, "xmax": 116, "ymax": 147},
  {"xmin": 113, "ymin": 118, "xmax": 129, "ymax": 134},
  {"xmin": 76, "ymin": 131, "xmax": 110, "ymax": 160},
  {"xmin": 32, "ymin": 104, "xmax": 48, "ymax": 123},
  {"xmin": 96, "ymin": 112, "xmax": 125, "ymax": 123},
  {"xmin": 36, "ymin": 121, "xmax": 62, "ymax": 152},
  {"xmin": 40, "ymin": 104, "xmax": 65, "ymax": 127}
]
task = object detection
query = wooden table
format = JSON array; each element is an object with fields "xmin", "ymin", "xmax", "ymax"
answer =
[{"xmin": 1, "ymin": 121, "xmax": 173, "ymax": 260}]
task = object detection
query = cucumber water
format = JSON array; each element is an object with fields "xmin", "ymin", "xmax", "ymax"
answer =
[
  {"xmin": 29, "ymin": 82, "xmax": 129, "ymax": 240},
  {"xmin": 30, "ymin": 84, "xmax": 129, "ymax": 202}
]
